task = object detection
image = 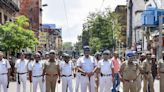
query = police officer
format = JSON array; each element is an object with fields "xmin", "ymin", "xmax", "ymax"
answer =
[
  {"xmin": 60, "ymin": 53, "xmax": 73, "ymax": 92},
  {"xmin": 15, "ymin": 52, "xmax": 29, "ymax": 92},
  {"xmin": 94, "ymin": 50, "xmax": 114, "ymax": 92},
  {"xmin": 157, "ymin": 51, "xmax": 164, "ymax": 92},
  {"xmin": 142, "ymin": 51, "xmax": 154, "ymax": 92},
  {"xmin": 120, "ymin": 51, "xmax": 140, "ymax": 92},
  {"xmin": 28, "ymin": 53, "xmax": 45, "ymax": 92},
  {"xmin": 77, "ymin": 46, "xmax": 97, "ymax": 92},
  {"xmin": 43, "ymin": 50, "xmax": 60, "ymax": 92},
  {"xmin": 136, "ymin": 53, "xmax": 146, "ymax": 92},
  {"xmin": 0, "ymin": 51, "xmax": 11, "ymax": 92}
]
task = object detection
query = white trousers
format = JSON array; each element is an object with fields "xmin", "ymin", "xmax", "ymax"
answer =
[
  {"xmin": 16, "ymin": 74, "xmax": 27, "ymax": 92},
  {"xmin": 32, "ymin": 77, "xmax": 45, "ymax": 92},
  {"xmin": 62, "ymin": 76, "xmax": 73, "ymax": 92},
  {"xmin": 0, "ymin": 75, "xmax": 8, "ymax": 92},
  {"xmin": 75, "ymin": 72, "xmax": 81, "ymax": 92},
  {"xmin": 80, "ymin": 76, "xmax": 95, "ymax": 92},
  {"xmin": 99, "ymin": 76, "xmax": 113, "ymax": 92}
]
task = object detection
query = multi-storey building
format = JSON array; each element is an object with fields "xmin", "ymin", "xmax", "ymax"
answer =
[
  {"xmin": 0, "ymin": 0, "xmax": 19, "ymax": 24},
  {"xmin": 19, "ymin": 0, "xmax": 42, "ymax": 31}
]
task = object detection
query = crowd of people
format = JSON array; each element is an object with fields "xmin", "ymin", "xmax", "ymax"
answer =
[{"xmin": 0, "ymin": 45, "xmax": 163, "ymax": 92}]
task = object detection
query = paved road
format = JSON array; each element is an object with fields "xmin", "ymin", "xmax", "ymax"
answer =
[{"xmin": 7, "ymin": 79, "xmax": 159, "ymax": 92}]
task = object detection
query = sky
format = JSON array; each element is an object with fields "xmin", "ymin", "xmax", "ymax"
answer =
[{"xmin": 42, "ymin": 0, "xmax": 127, "ymax": 43}]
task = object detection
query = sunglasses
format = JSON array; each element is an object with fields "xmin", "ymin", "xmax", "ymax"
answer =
[
  {"xmin": 49, "ymin": 53, "xmax": 55, "ymax": 55},
  {"xmin": 103, "ymin": 53, "xmax": 109, "ymax": 55}
]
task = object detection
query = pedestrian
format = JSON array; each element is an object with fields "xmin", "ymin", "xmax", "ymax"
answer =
[
  {"xmin": 111, "ymin": 51, "xmax": 121, "ymax": 92},
  {"xmin": 151, "ymin": 55, "xmax": 157, "ymax": 81},
  {"xmin": 28, "ymin": 53, "xmax": 45, "ymax": 92},
  {"xmin": 142, "ymin": 51, "xmax": 154, "ymax": 92},
  {"xmin": 15, "ymin": 52, "xmax": 29, "ymax": 92},
  {"xmin": 157, "ymin": 51, "xmax": 164, "ymax": 92},
  {"xmin": 94, "ymin": 52, "xmax": 101, "ymax": 92},
  {"xmin": 0, "ymin": 51, "xmax": 11, "ymax": 92},
  {"xmin": 43, "ymin": 50, "xmax": 60, "ymax": 92},
  {"xmin": 94, "ymin": 50, "xmax": 114, "ymax": 92},
  {"xmin": 60, "ymin": 53, "xmax": 73, "ymax": 92},
  {"xmin": 120, "ymin": 51, "xmax": 140, "ymax": 92},
  {"xmin": 77, "ymin": 46, "xmax": 97, "ymax": 92}
]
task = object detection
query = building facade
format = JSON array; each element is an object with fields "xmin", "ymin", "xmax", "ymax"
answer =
[
  {"xmin": 0, "ymin": 0, "xmax": 19, "ymax": 24},
  {"xmin": 19, "ymin": 0, "xmax": 42, "ymax": 31},
  {"xmin": 42, "ymin": 24, "xmax": 62, "ymax": 52}
]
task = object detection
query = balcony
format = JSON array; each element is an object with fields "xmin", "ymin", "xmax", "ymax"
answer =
[{"xmin": 0, "ymin": 0, "xmax": 19, "ymax": 13}]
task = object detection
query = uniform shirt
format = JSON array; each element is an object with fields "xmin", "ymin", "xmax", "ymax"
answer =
[
  {"xmin": 28, "ymin": 60, "xmax": 44, "ymax": 76},
  {"xmin": 0, "ymin": 59, "xmax": 11, "ymax": 74},
  {"xmin": 111, "ymin": 57, "xmax": 121, "ymax": 73},
  {"xmin": 45, "ymin": 59, "xmax": 59, "ymax": 74},
  {"xmin": 15, "ymin": 59, "xmax": 28, "ymax": 73},
  {"xmin": 60, "ymin": 61, "xmax": 73, "ymax": 76},
  {"xmin": 142, "ymin": 59, "xmax": 152, "ymax": 73},
  {"xmin": 120, "ymin": 61, "xmax": 139, "ymax": 80},
  {"xmin": 97, "ymin": 59, "xmax": 114, "ymax": 74},
  {"xmin": 77, "ymin": 56, "xmax": 97, "ymax": 73},
  {"xmin": 158, "ymin": 59, "xmax": 164, "ymax": 72}
]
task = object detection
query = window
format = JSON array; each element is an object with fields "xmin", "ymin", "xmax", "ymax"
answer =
[{"xmin": 4, "ymin": 15, "xmax": 8, "ymax": 23}]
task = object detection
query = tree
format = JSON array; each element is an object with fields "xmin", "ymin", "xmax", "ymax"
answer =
[
  {"xmin": 0, "ymin": 16, "xmax": 38, "ymax": 53},
  {"xmin": 62, "ymin": 42, "xmax": 73, "ymax": 50},
  {"xmin": 81, "ymin": 9, "xmax": 123, "ymax": 53}
]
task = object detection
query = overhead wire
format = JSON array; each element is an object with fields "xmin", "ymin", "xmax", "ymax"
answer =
[{"xmin": 62, "ymin": 0, "xmax": 69, "ymax": 29}]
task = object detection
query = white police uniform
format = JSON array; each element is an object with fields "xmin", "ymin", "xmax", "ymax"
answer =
[
  {"xmin": 77, "ymin": 56, "xmax": 97, "ymax": 92},
  {"xmin": 28, "ymin": 60, "xmax": 45, "ymax": 92},
  {"xmin": 98, "ymin": 59, "xmax": 114, "ymax": 92},
  {"xmin": 15, "ymin": 59, "xmax": 28, "ymax": 92},
  {"xmin": 60, "ymin": 61, "xmax": 73, "ymax": 92},
  {"xmin": 0, "ymin": 59, "xmax": 11, "ymax": 92},
  {"xmin": 75, "ymin": 65, "xmax": 81, "ymax": 92}
]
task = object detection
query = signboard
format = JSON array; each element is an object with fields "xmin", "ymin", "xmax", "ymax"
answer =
[{"xmin": 39, "ymin": 32, "xmax": 47, "ymax": 45}]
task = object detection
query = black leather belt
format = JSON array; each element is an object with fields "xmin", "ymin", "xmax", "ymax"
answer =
[
  {"xmin": 33, "ymin": 75, "xmax": 42, "ymax": 77},
  {"xmin": 0, "ymin": 73, "xmax": 7, "ymax": 75},
  {"xmin": 17, "ymin": 72, "xmax": 28, "ymax": 75},
  {"xmin": 61, "ymin": 75, "xmax": 72, "ymax": 77},
  {"xmin": 81, "ymin": 74, "xmax": 86, "ymax": 76},
  {"xmin": 145, "ymin": 72, "xmax": 151, "ymax": 74},
  {"xmin": 160, "ymin": 72, "xmax": 164, "ymax": 73},
  {"xmin": 100, "ymin": 73, "xmax": 112, "ymax": 77}
]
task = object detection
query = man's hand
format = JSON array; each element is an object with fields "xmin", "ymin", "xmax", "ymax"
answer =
[
  {"xmin": 29, "ymin": 77, "xmax": 32, "ymax": 83},
  {"xmin": 88, "ymin": 72, "xmax": 94, "ymax": 77},
  {"xmin": 157, "ymin": 74, "xmax": 160, "ymax": 80}
]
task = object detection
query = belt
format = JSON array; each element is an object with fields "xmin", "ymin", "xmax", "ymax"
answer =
[
  {"xmin": 124, "ymin": 79, "xmax": 136, "ymax": 83},
  {"xmin": 100, "ymin": 73, "xmax": 112, "ymax": 77},
  {"xmin": 81, "ymin": 73, "xmax": 86, "ymax": 76},
  {"xmin": 0, "ymin": 73, "xmax": 7, "ymax": 75},
  {"xmin": 17, "ymin": 72, "xmax": 28, "ymax": 75},
  {"xmin": 145, "ymin": 72, "xmax": 151, "ymax": 74},
  {"xmin": 33, "ymin": 75, "xmax": 43, "ymax": 77},
  {"xmin": 160, "ymin": 72, "xmax": 164, "ymax": 73},
  {"xmin": 61, "ymin": 75, "xmax": 72, "ymax": 77},
  {"xmin": 46, "ymin": 74, "xmax": 58, "ymax": 77}
]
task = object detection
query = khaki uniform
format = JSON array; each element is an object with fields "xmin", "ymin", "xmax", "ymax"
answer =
[
  {"xmin": 142, "ymin": 59, "xmax": 154, "ymax": 92},
  {"xmin": 120, "ymin": 61, "xmax": 139, "ymax": 92},
  {"xmin": 158, "ymin": 59, "xmax": 164, "ymax": 92},
  {"xmin": 45, "ymin": 60, "xmax": 59, "ymax": 92}
]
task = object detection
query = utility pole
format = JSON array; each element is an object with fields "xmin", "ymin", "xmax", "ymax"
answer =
[{"xmin": 127, "ymin": 0, "xmax": 133, "ymax": 48}]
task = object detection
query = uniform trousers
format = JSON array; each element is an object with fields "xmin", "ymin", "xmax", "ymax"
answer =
[
  {"xmin": 143, "ymin": 74, "xmax": 154, "ymax": 92},
  {"xmin": 80, "ymin": 75, "xmax": 95, "ymax": 92},
  {"xmin": 160, "ymin": 73, "xmax": 164, "ymax": 92},
  {"xmin": 123, "ymin": 80, "xmax": 137, "ymax": 92},
  {"xmin": 46, "ymin": 76, "xmax": 58, "ymax": 92},
  {"xmin": 62, "ymin": 76, "xmax": 73, "ymax": 92},
  {"xmin": 32, "ymin": 76, "xmax": 44, "ymax": 92},
  {"xmin": 0, "ymin": 74, "xmax": 8, "ymax": 92},
  {"xmin": 75, "ymin": 72, "xmax": 81, "ymax": 92},
  {"xmin": 16, "ymin": 74, "xmax": 27, "ymax": 92},
  {"xmin": 99, "ymin": 76, "xmax": 113, "ymax": 92},
  {"xmin": 136, "ymin": 75, "xmax": 142, "ymax": 92}
]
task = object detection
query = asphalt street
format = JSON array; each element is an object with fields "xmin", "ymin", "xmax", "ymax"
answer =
[{"xmin": 7, "ymin": 79, "xmax": 159, "ymax": 92}]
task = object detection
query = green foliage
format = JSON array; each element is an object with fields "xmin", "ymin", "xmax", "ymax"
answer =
[
  {"xmin": 0, "ymin": 16, "xmax": 38, "ymax": 52},
  {"xmin": 81, "ymin": 9, "xmax": 123, "ymax": 53},
  {"xmin": 63, "ymin": 42, "xmax": 73, "ymax": 50}
]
